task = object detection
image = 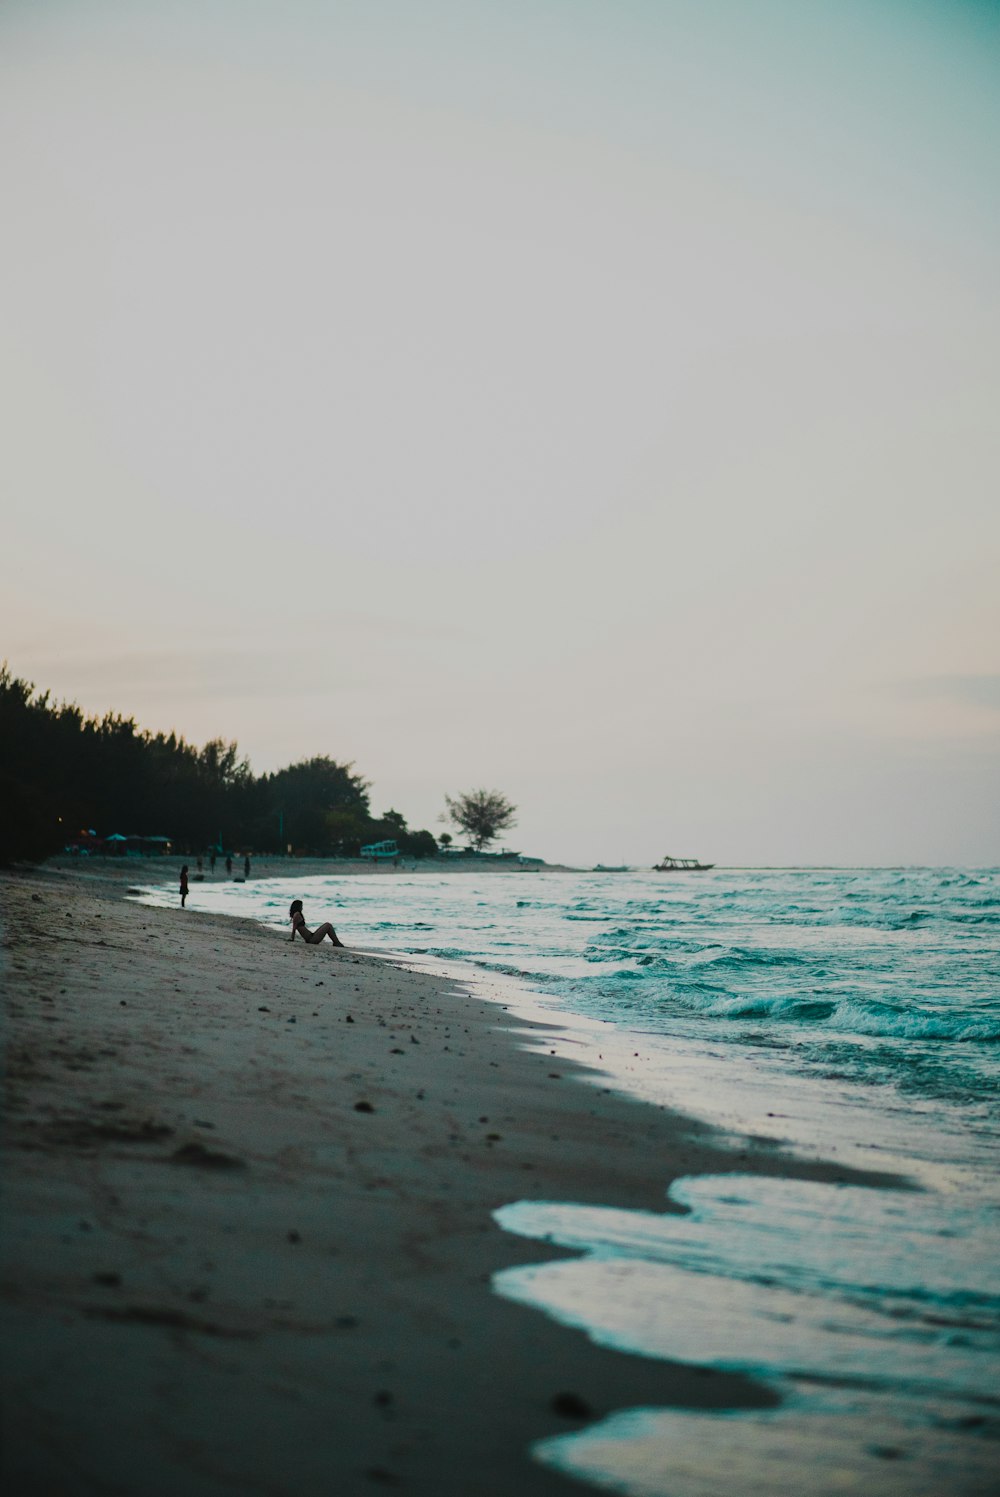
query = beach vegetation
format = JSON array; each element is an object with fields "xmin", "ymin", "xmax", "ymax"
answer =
[
  {"xmin": 0, "ymin": 768, "xmax": 64, "ymax": 864},
  {"xmin": 260, "ymin": 756, "xmax": 371, "ymax": 855},
  {"xmin": 0, "ymin": 664, "xmax": 440, "ymax": 865},
  {"xmin": 443, "ymin": 788, "xmax": 518, "ymax": 852}
]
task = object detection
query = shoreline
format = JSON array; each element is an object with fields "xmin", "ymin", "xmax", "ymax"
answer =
[
  {"xmin": 42, "ymin": 853, "xmax": 585, "ymax": 882},
  {"xmin": 2, "ymin": 862, "xmax": 903, "ymax": 1495}
]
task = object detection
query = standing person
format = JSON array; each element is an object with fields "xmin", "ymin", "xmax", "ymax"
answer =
[
  {"xmin": 210, "ymin": 850, "xmax": 216, "ymax": 874},
  {"xmin": 288, "ymin": 899, "xmax": 344, "ymax": 946},
  {"xmin": 179, "ymin": 865, "xmax": 189, "ymax": 908},
  {"xmin": 196, "ymin": 854, "xmax": 203, "ymax": 876},
  {"xmin": 244, "ymin": 854, "xmax": 251, "ymax": 880},
  {"xmin": 225, "ymin": 854, "xmax": 232, "ymax": 877}
]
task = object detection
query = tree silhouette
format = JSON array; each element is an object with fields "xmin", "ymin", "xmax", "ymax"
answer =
[
  {"xmin": 0, "ymin": 664, "xmax": 440, "ymax": 865},
  {"xmin": 443, "ymin": 789, "xmax": 517, "ymax": 852}
]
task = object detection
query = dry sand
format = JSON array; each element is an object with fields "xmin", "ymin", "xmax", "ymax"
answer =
[{"xmin": 1, "ymin": 862, "xmax": 883, "ymax": 1496}]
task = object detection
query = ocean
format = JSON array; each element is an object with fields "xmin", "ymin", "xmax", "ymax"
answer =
[{"xmin": 134, "ymin": 865, "xmax": 1000, "ymax": 1495}]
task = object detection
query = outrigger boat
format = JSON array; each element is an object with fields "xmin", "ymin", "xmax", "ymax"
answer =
[{"xmin": 653, "ymin": 854, "xmax": 714, "ymax": 871}]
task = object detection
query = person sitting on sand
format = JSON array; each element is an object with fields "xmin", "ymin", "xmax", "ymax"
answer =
[{"xmin": 288, "ymin": 899, "xmax": 345, "ymax": 947}]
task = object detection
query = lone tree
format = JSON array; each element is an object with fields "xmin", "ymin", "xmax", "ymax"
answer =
[{"xmin": 443, "ymin": 788, "xmax": 517, "ymax": 852}]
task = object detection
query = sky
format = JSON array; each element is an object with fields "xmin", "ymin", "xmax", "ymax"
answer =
[{"xmin": 2, "ymin": 0, "xmax": 998, "ymax": 866}]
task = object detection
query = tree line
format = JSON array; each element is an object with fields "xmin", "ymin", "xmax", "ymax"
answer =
[{"xmin": 0, "ymin": 665, "xmax": 440, "ymax": 866}]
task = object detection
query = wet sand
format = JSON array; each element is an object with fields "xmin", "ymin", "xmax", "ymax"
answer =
[{"xmin": 1, "ymin": 862, "xmax": 886, "ymax": 1496}]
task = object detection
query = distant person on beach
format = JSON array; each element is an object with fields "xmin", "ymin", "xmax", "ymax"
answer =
[
  {"xmin": 210, "ymin": 850, "xmax": 216, "ymax": 873},
  {"xmin": 288, "ymin": 899, "xmax": 345, "ymax": 947},
  {"xmin": 196, "ymin": 855, "xmax": 203, "ymax": 875},
  {"xmin": 244, "ymin": 855, "xmax": 251, "ymax": 880},
  {"xmin": 179, "ymin": 865, "xmax": 189, "ymax": 908},
  {"xmin": 225, "ymin": 854, "xmax": 232, "ymax": 877}
]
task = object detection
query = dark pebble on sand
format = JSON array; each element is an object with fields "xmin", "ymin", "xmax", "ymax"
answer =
[
  {"xmin": 354, "ymin": 1100, "xmax": 375, "ymax": 1113},
  {"xmin": 93, "ymin": 1271, "xmax": 121, "ymax": 1287},
  {"xmin": 169, "ymin": 1142, "xmax": 245, "ymax": 1170},
  {"xmin": 287, "ymin": 1230, "xmax": 301, "ymax": 1244},
  {"xmin": 551, "ymin": 1392, "xmax": 592, "ymax": 1419},
  {"xmin": 258, "ymin": 1006, "xmax": 270, "ymax": 1012},
  {"xmin": 373, "ymin": 1390, "xmax": 393, "ymax": 1407},
  {"xmin": 346, "ymin": 1015, "xmax": 354, "ymax": 1023}
]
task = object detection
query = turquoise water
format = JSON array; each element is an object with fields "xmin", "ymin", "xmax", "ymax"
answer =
[{"xmin": 134, "ymin": 866, "xmax": 1000, "ymax": 1493}]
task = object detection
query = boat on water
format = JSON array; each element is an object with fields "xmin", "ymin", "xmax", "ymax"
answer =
[{"xmin": 653, "ymin": 854, "xmax": 714, "ymax": 871}]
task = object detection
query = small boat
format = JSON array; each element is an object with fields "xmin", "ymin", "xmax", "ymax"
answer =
[
  {"xmin": 592, "ymin": 864, "xmax": 630, "ymax": 873},
  {"xmin": 653, "ymin": 854, "xmax": 714, "ymax": 871}
]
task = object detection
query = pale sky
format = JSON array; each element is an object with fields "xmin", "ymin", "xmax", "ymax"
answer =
[{"xmin": 2, "ymin": 0, "xmax": 998, "ymax": 866}]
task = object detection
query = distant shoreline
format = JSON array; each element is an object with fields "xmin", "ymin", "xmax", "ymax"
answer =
[
  {"xmin": 39, "ymin": 854, "xmax": 994, "ymax": 884},
  {"xmin": 39, "ymin": 852, "xmax": 584, "ymax": 883}
]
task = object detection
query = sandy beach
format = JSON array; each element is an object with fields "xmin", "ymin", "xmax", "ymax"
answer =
[{"xmin": 2, "ymin": 861, "xmax": 901, "ymax": 1496}]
